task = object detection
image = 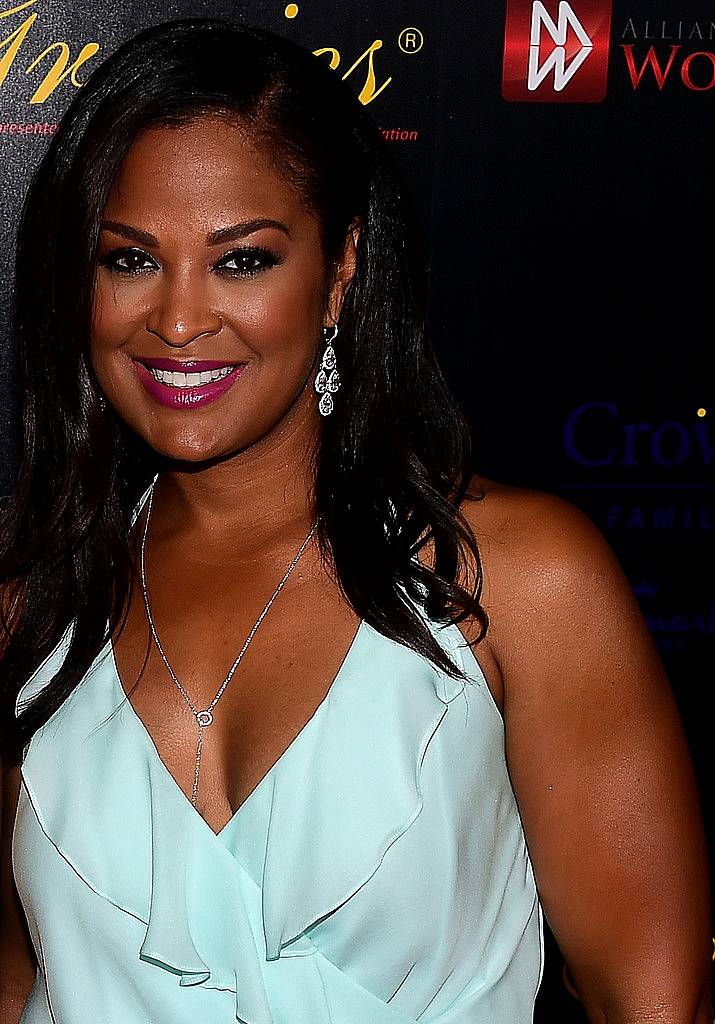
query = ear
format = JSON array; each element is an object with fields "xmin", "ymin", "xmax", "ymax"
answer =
[{"xmin": 326, "ymin": 218, "xmax": 362, "ymax": 326}]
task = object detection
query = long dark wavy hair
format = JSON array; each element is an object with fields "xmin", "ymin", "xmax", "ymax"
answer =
[{"xmin": 0, "ymin": 16, "xmax": 487, "ymax": 767}]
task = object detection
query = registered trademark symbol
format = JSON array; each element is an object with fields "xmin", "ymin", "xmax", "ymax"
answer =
[{"xmin": 398, "ymin": 27, "xmax": 424, "ymax": 54}]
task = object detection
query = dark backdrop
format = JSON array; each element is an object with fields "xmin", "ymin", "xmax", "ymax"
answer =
[{"xmin": 1, "ymin": 2, "xmax": 712, "ymax": 1017}]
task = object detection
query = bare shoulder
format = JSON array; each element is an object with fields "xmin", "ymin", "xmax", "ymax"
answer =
[
  {"xmin": 457, "ymin": 472, "xmax": 630, "ymax": 637},
  {"xmin": 453, "ymin": 473, "xmax": 641, "ymax": 707},
  {"xmin": 459, "ymin": 471, "xmax": 616, "ymax": 575}
]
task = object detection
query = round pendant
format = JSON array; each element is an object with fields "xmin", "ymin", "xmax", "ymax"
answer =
[{"xmin": 196, "ymin": 709, "xmax": 214, "ymax": 727}]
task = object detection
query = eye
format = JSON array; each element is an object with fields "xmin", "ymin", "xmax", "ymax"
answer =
[
  {"xmin": 97, "ymin": 245, "xmax": 282, "ymax": 278},
  {"xmin": 99, "ymin": 247, "xmax": 157, "ymax": 275},
  {"xmin": 216, "ymin": 246, "xmax": 282, "ymax": 278}
]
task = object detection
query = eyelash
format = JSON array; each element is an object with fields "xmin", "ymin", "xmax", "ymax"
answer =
[{"xmin": 98, "ymin": 245, "xmax": 282, "ymax": 278}]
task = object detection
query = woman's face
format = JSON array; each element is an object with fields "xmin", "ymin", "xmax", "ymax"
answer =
[{"xmin": 91, "ymin": 115, "xmax": 356, "ymax": 463}]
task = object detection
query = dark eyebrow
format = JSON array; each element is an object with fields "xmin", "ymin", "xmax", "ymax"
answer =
[
  {"xmin": 206, "ymin": 219, "xmax": 291, "ymax": 246},
  {"xmin": 99, "ymin": 218, "xmax": 291, "ymax": 248}
]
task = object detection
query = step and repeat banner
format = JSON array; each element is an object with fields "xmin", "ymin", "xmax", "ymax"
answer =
[{"xmin": 1, "ymin": 1, "xmax": 712, "ymax": 1017}]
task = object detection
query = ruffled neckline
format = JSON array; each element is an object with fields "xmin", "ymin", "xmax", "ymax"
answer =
[{"xmin": 19, "ymin": 609, "xmax": 469, "ymax": 1023}]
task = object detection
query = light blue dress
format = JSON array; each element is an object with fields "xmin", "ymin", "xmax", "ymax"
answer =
[{"xmin": 12, "ymin": 476, "xmax": 544, "ymax": 1023}]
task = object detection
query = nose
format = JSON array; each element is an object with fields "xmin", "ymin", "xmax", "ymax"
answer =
[{"xmin": 144, "ymin": 272, "xmax": 223, "ymax": 348}]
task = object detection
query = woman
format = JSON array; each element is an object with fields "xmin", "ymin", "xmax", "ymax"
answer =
[{"xmin": 0, "ymin": 15, "xmax": 710, "ymax": 1024}]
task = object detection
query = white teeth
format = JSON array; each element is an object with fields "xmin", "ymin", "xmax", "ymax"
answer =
[{"xmin": 148, "ymin": 365, "xmax": 236, "ymax": 387}]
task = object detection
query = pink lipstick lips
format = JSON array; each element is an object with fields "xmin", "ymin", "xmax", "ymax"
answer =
[{"xmin": 132, "ymin": 357, "xmax": 247, "ymax": 409}]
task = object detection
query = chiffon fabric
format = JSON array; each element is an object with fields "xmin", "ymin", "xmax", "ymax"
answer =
[{"xmin": 13, "ymin": 476, "xmax": 544, "ymax": 1023}]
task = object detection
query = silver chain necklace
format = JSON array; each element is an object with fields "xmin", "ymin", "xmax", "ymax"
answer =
[{"xmin": 138, "ymin": 477, "xmax": 318, "ymax": 809}]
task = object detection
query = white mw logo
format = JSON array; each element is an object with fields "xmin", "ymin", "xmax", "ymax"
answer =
[{"xmin": 528, "ymin": 2, "xmax": 593, "ymax": 91}]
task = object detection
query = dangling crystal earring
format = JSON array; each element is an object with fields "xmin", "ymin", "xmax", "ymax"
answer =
[
  {"xmin": 98, "ymin": 393, "xmax": 108, "ymax": 411},
  {"xmin": 314, "ymin": 323, "xmax": 340, "ymax": 417}
]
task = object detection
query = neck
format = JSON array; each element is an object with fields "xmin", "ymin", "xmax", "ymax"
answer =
[{"xmin": 147, "ymin": 392, "xmax": 320, "ymax": 560}]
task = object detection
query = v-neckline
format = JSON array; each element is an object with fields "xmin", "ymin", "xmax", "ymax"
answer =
[{"xmin": 106, "ymin": 616, "xmax": 368, "ymax": 841}]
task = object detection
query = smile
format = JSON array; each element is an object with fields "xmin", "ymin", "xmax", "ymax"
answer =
[
  {"xmin": 132, "ymin": 359, "xmax": 247, "ymax": 409},
  {"xmin": 147, "ymin": 365, "xmax": 236, "ymax": 388}
]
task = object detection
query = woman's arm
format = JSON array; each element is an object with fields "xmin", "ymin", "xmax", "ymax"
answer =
[
  {"xmin": 0, "ymin": 761, "xmax": 37, "ymax": 1022},
  {"xmin": 462, "ymin": 483, "xmax": 712, "ymax": 1023},
  {"xmin": 0, "ymin": 583, "xmax": 37, "ymax": 1020}
]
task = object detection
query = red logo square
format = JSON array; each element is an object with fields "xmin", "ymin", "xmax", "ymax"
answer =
[{"xmin": 502, "ymin": 0, "xmax": 612, "ymax": 102}]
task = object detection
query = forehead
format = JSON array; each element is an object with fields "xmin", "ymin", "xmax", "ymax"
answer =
[{"xmin": 104, "ymin": 116, "xmax": 303, "ymax": 226}]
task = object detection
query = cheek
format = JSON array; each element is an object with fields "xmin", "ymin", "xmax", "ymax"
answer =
[
  {"xmin": 92, "ymin": 276, "xmax": 143, "ymax": 346},
  {"xmin": 223, "ymin": 269, "xmax": 325, "ymax": 359}
]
